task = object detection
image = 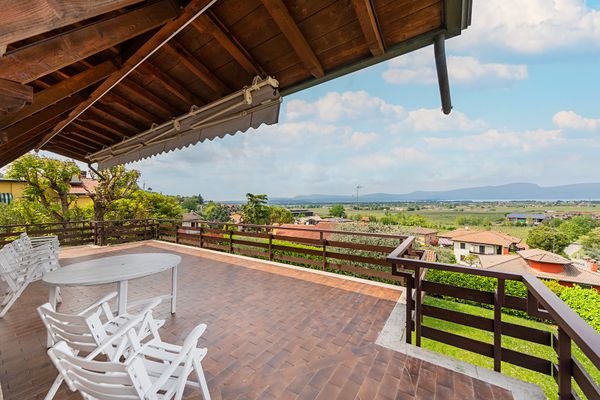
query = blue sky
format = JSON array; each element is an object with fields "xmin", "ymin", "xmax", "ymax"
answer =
[{"xmin": 57, "ymin": 1, "xmax": 600, "ymax": 200}]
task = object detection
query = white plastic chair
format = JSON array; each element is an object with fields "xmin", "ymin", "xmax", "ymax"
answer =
[
  {"xmin": 14, "ymin": 233, "xmax": 60, "ymax": 278},
  {"xmin": 0, "ymin": 243, "xmax": 43, "ymax": 317},
  {"xmin": 48, "ymin": 323, "xmax": 211, "ymax": 400},
  {"xmin": 38, "ymin": 291, "xmax": 165, "ymax": 399}
]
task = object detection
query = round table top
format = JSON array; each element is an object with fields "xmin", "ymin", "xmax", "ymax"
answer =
[{"xmin": 43, "ymin": 253, "xmax": 181, "ymax": 286}]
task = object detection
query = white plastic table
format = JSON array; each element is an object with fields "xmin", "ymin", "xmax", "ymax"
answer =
[{"xmin": 43, "ymin": 253, "xmax": 181, "ymax": 316}]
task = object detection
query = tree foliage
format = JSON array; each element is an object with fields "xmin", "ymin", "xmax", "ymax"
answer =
[
  {"xmin": 203, "ymin": 201, "xmax": 231, "ymax": 222},
  {"xmin": 580, "ymin": 227, "xmax": 600, "ymax": 260},
  {"xmin": 526, "ymin": 225, "xmax": 570, "ymax": 253},
  {"xmin": 88, "ymin": 166, "xmax": 140, "ymax": 221},
  {"xmin": 108, "ymin": 190, "xmax": 182, "ymax": 220},
  {"xmin": 269, "ymin": 206, "xmax": 294, "ymax": 224},
  {"xmin": 556, "ymin": 215, "xmax": 595, "ymax": 241},
  {"xmin": 329, "ymin": 204, "xmax": 346, "ymax": 218},
  {"xmin": 241, "ymin": 193, "xmax": 270, "ymax": 225},
  {"xmin": 181, "ymin": 197, "xmax": 200, "ymax": 212},
  {"xmin": 5, "ymin": 154, "xmax": 81, "ymax": 222}
]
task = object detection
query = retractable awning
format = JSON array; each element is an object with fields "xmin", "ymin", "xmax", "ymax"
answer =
[
  {"xmin": 0, "ymin": 193, "xmax": 13, "ymax": 204},
  {"xmin": 88, "ymin": 76, "xmax": 281, "ymax": 170}
]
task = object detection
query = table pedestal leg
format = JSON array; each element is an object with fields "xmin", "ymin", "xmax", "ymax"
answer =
[
  {"xmin": 117, "ymin": 280, "xmax": 128, "ymax": 315},
  {"xmin": 47, "ymin": 285, "xmax": 59, "ymax": 347},
  {"xmin": 171, "ymin": 265, "xmax": 177, "ymax": 314}
]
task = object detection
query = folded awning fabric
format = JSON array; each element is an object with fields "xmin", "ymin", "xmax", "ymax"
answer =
[
  {"xmin": 0, "ymin": 193, "xmax": 13, "ymax": 204},
  {"xmin": 89, "ymin": 76, "xmax": 282, "ymax": 170}
]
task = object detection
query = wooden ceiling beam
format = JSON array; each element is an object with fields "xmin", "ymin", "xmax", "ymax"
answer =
[
  {"xmin": 0, "ymin": 94, "xmax": 82, "ymax": 143},
  {"xmin": 39, "ymin": 0, "xmax": 216, "ymax": 151},
  {"xmin": 52, "ymin": 134, "xmax": 98, "ymax": 153},
  {"xmin": 0, "ymin": 60, "xmax": 118, "ymax": 130},
  {"xmin": 77, "ymin": 118, "xmax": 128, "ymax": 140},
  {"xmin": 191, "ymin": 13, "xmax": 264, "ymax": 76},
  {"xmin": 0, "ymin": 0, "xmax": 146, "ymax": 47},
  {"xmin": 44, "ymin": 144, "xmax": 88, "ymax": 162},
  {"xmin": 71, "ymin": 122, "xmax": 117, "ymax": 143},
  {"xmin": 86, "ymin": 106, "xmax": 140, "ymax": 134},
  {"xmin": 0, "ymin": 78, "xmax": 33, "ymax": 115},
  {"xmin": 65, "ymin": 130, "xmax": 109, "ymax": 148},
  {"xmin": 92, "ymin": 102, "xmax": 146, "ymax": 131},
  {"xmin": 351, "ymin": 0, "xmax": 385, "ymax": 57},
  {"xmin": 136, "ymin": 62, "xmax": 204, "ymax": 106},
  {"xmin": 118, "ymin": 79, "xmax": 181, "ymax": 118},
  {"xmin": 260, "ymin": 0, "xmax": 324, "ymax": 78},
  {"xmin": 0, "ymin": 0, "xmax": 177, "ymax": 84},
  {"xmin": 101, "ymin": 93, "xmax": 156, "ymax": 125},
  {"xmin": 163, "ymin": 41, "xmax": 229, "ymax": 96}
]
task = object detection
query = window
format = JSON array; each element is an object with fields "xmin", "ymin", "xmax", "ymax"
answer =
[
  {"xmin": 460, "ymin": 242, "xmax": 466, "ymax": 249},
  {"xmin": 479, "ymin": 245, "xmax": 485, "ymax": 254}
]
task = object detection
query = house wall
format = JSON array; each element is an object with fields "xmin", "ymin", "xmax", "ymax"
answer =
[
  {"xmin": 454, "ymin": 241, "xmax": 501, "ymax": 262},
  {"xmin": 527, "ymin": 260, "xmax": 566, "ymax": 274},
  {"xmin": 0, "ymin": 181, "xmax": 26, "ymax": 199}
]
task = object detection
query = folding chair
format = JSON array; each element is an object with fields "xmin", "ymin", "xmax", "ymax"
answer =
[{"xmin": 0, "ymin": 243, "xmax": 43, "ymax": 317}]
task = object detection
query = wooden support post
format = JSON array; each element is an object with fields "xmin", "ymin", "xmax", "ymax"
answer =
[
  {"xmin": 405, "ymin": 269, "xmax": 413, "ymax": 344},
  {"xmin": 175, "ymin": 226, "xmax": 180, "ymax": 244},
  {"xmin": 229, "ymin": 230, "xmax": 234, "ymax": 253},
  {"xmin": 557, "ymin": 327, "xmax": 572, "ymax": 400},
  {"xmin": 494, "ymin": 278, "xmax": 505, "ymax": 372},
  {"xmin": 414, "ymin": 265, "xmax": 422, "ymax": 347},
  {"xmin": 268, "ymin": 231, "xmax": 273, "ymax": 261},
  {"xmin": 320, "ymin": 231, "xmax": 326, "ymax": 270},
  {"xmin": 199, "ymin": 226, "xmax": 204, "ymax": 248}
]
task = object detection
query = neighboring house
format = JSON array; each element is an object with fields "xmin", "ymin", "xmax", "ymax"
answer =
[
  {"xmin": 479, "ymin": 249, "xmax": 600, "ymax": 289},
  {"xmin": 405, "ymin": 227, "xmax": 439, "ymax": 245},
  {"xmin": 288, "ymin": 209, "xmax": 314, "ymax": 217},
  {"xmin": 273, "ymin": 222, "xmax": 334, "ymax": 241},
  {"xmin": 182, "ymin": 211, "xmax": 202, "ymax": 228},
  {"xmin": 230, "ymin": 213, "xmax": 242, "ymax": 224},
  {"xmin": 439, "ymin": 228, "xmax": 524, "ymax": 264},
  {"xmin": 506, "ymin": 212, "xmax": 547, "ymax": 225},
  {"xmin": 0, "ymin": 171, "xmax": 97, "ymax": 207}
]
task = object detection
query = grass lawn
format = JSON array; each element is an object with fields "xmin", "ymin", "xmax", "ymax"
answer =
[{"xmin": 418, "ymin": 296, "xmax": 599, "ymax": 399}]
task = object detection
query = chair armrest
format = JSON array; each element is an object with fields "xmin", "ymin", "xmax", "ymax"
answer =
[{"xmin": 77, "ymin": 292, "xmax": 119, "ymax": 317}]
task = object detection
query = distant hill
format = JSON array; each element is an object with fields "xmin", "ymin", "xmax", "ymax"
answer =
[{"xmin": 270, "ymin": 183, "xmax": 600, "ymax": 203}]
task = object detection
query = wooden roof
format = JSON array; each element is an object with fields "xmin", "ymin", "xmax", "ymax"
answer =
[{"xmin": 0, "ymin": 0, "xmax": 471, "ymax": 168}]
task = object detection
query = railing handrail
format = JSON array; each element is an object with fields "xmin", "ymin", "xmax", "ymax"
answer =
[
  {"xmin": 386, "ymin": 240, "xmax": 600, "ymax": 372},
  {"xmin": 181, "ymin": 219, "xmax": 409, "ymax": 240}
]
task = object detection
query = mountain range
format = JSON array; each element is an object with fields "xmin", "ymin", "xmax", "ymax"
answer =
[{"xmin": 269, "ymin": 183, "xmax": 600, "ymax": 203}]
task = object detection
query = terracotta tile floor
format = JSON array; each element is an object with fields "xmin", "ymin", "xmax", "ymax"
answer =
[{"xmin": 0, "ymin": 241, "xmax": 515, "ymax": 399}]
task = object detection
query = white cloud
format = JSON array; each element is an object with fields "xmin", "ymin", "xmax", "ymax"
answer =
[
  {"xmin": 456, "ymin": 0, "xmax": 600, "ymax": 53},
  {"xmin": 394, "ymin": 108, "xmax": 485, "ymax": 133},
  {"xmin": 383, "ymin": 48, "xmax": 528, "ymax": 85},
  {"xmin": 352, "ymin": 147, "xmax": 430, "ymax": 169},
  {"xmin": 286, "ymin": 91, "xmax": 404, "ymax": 122},
  {"xmin": 553, "ymin": 110, "xmax": 600, "ymax": 131},
  {"xmin": 346, "ymin": 132, "xmax": 378, "ymax": 149},
  {"xmin": 423, "ymin": 129, "xmax": 563, "ymax": 152}
]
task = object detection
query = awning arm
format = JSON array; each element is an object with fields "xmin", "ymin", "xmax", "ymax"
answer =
[{"xmin": 434, "ymin": 33, "xmax": 452, "ymax": 115}]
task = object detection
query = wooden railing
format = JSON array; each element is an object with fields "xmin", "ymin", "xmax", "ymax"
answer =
[
  {"xmin": 387, "ymin": 237, "xmax": 600, "ymax": 400},
  {"xmin": 158, "ymin": 220, "xmax": 410, "ymax": 283},
  {"xmin": 0, "ymin": 219, "xmax": 159, "ymax": 247}
]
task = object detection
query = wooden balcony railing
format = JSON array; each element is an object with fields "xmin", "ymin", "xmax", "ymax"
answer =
[{"xmin": 387, "ymin": 236, "xmax": 600, "ymax": 400}]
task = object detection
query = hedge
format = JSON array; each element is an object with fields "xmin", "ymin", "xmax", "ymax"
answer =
[{"xmin": 425, "ymin": 269, "xmax": 600, "ymax": 331}]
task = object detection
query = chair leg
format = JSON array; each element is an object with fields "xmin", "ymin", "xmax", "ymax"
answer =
[
  {"xmin": 45, "ymin": 374, "xmax": 63, "ymax": 400},
  {"xmin": 193, "ymin": 358, "xmax": 211, "ymax": 400}
]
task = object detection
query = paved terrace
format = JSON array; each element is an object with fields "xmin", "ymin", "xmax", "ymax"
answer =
[{"xmin": 0, "ymin": 241, "xmax": 517, "ymax": 400}]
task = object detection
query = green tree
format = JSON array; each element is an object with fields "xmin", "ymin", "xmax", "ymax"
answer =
[
  {"xmin": 526, "ymin": 225, "xmax": 570, "ymax": 253},
  {"xmin": 108, "ymin": 190, "xmax": 182, "ymax": 220},
  {"xmin": 580, "ymin": 228, "xmax": 600, "ymax": 260},
  {"xmin": 87, "ymin": 166, "xmax": 140, "ymax": 221},
  {"xmin": 269, "ymin": 206, "xmax": 293, "ymax": 224},
  {"xmin": 197, "ymin": 194, "xmax": 204, "ymax": 205},
  {"xmin": 557, "ymin": 215, "xmax": 595, "ymax": 241},
  {"xmin": 202, "ymin": 202, "xmax": 231, "ymax": 222},
  {"xmin": 181, "ymin": 197, "xmax": 200, "ymax": 211},
  {"xmin": 463, "ymin": 254, "xmax": 479, "ymax": 267},
  {"xmin": 5, "ymin": 154, "xmax": 81, "ymax": 222},
  {"xmin": 329, "ymin": 204, "xmax": 346, "ymax": 218},
  {"xmin": 241, "ymin": 193, "xmax": 270, "ymax": 224}
]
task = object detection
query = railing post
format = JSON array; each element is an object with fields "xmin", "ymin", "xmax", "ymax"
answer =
[
  {"xmin": 229, "ymin": 229, "xmax": 233, "ymax": 253},
  {"xmin": 175, "ymin": 225, "xmax": 180, "ymax": 244},
  {"xmin": 268, "ymin": 229, "xmax": 273, "ymax": 261},
  {"xmin": 494, "ymin": 278, "xmax": 505, "ymax": 372},
  {"xmin": 405, "ymin": 267, "xmax": 413, "ymax": 344},
  {"xmin": 199, "ymin": 226, "xmax": 204, "ymax": 248},
  {"xmin": 558, "ymin": 327, "xmax": 572, "ymax": 400},
  {"xmin": 414, "ymin": 265, "xmax": 422, "ymax": 347},
  {"xmin": 320, "ymin": 231, "xmax": 326, "ymax": 270}
]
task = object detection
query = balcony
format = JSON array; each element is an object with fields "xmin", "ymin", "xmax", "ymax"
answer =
[{"xmin": 0, "ymin": 220, "xmax": 598, "ymax": 399}]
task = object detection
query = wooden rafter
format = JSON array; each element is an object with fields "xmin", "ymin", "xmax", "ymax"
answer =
[
  {"xmin": 71, "ymin": 122, "xmax": 117, "ymax": 143},
  {"xmin": 0, "ymin": 78, "xmax": 33, "ymax": 116},
  {"xmin": 92, "ymin": 102, "xmax": 146, "ymax": 131},
  {"xmin": 118, "ymin": 79, "xmax": 182, "ymax": 117},
  {"xmin": 192, "ymin": 13, "xmax": 264, "ymax": 76},
  {"xmin": 260, "ymin": 0, "xmax": 324, "ymax": 78},
  {"xmin": 38, "ymin": 0, "xmax": 217, "ymax": 151},
  {"xmin": 136, "ymin": 62, "xmax": 205, "ymax": 106},
  {"xmin": 0, "ymin": 0, "xmax": 146, "ymax": 46},
  {"xmin": 0, "ymin": 0, "xmax": 177, "ymax": 84},
  {"xmin": 77, "ymin": 118, "xmax": 127, "ymax": 140},
  {"xmin": 351, "ymin": 0, "xmax": 385, "ymax": 57},
  {"xmin": 163, "ymin": 41, "xmax": 229, "ymax": 96},
  {"xmin": 101, "ymin": 93, "xmax": 156, "ymax": 125},
  {"xmin": 86, "ymin": 106, "xmax": 140, "ymax": 135},
  {"xmin": 66, "ymin": 130, "xmax": 109, "ymax": 147},
  {"xmin": 0, "ymin": 60, "xmax": 118, "ymax": 130}
]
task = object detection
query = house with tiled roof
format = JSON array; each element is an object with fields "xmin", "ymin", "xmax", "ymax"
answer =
[
  {"xmin": 479, "ymin": 249, "xmax": 600, "ymax": 289},
  {"xmin": 439, "ymin": 228, "xmax": 525, "ymax": 264}
]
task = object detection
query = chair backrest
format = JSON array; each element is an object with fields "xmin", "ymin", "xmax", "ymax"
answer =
[
  {"xmin": 48, "ymin": 341, "xmax": 154, "ymax": 400},
  {"xmin": 0, "ymin": 244, "xmax": 24, "ymax": 284}
]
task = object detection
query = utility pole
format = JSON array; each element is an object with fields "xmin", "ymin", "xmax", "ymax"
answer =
[{"xmin": 356, "ymin": 185, "xmax": 364, "ymax": 206}]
